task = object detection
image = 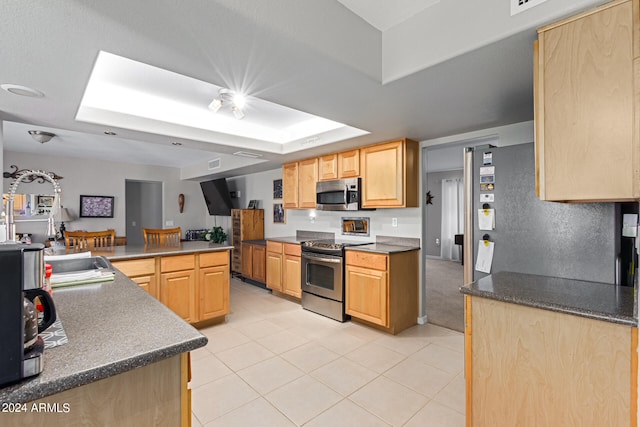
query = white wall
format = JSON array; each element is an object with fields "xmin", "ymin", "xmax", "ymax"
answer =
[{"xmin": 3, "ymin": 151, "xmax": 206, "ymax": 242}]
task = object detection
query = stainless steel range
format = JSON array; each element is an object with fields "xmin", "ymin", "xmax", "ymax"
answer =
[{"xmin": 301, "ymin": 239, "xmax": 370, "ymax": 322}]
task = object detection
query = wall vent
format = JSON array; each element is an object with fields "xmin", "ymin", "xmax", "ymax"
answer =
[
  {"xmin": 208, "ymin": 158, "xmax": 221, "ymax": 170},
  {"xmin": 510, "ymin": 0, "xmax": 548, "ymax": 16}
]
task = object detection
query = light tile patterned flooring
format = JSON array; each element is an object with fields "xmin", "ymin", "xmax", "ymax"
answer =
[{"xmin": 191, "ymin": 278, "xmax": 465, "ymax": 427}]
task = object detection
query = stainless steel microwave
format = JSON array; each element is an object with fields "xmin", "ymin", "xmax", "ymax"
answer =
[{"xmin": 316, "ymin": 178, "xmax": 361, "ymax": 211}]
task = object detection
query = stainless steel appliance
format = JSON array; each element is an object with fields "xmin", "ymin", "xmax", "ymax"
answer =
[
  {"xmin": 316, "ymin": 178, "xmax": 361, "ymax": 211},
  {"xmin": 0, "ymin": 243, "xmax": 57, "ymax": 386},
  {"xmin": 301, "ymin": 239, "xmax": 370, "ymax": 321}
]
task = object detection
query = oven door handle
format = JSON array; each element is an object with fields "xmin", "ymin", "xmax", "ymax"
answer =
[{"xmin": 302, "ymin": 252, "xmax": 342, "ymax": 263}]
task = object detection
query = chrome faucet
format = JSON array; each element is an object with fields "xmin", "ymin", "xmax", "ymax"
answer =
[{"xmin": 5, "ymin": 170, "xmax": 61, "ymax": 242}]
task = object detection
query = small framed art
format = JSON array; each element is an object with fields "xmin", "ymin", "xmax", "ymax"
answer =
[
  {"xmin": 273, "ymin": 179, "xmax": 283, "ymax": 199},
  {"xmin": 80, "ymin": 195, "xmax": 114, "ymax": 218},
  {"xmin": 273, "ymin": 203, "xmax": 285, "ymax": 224}
]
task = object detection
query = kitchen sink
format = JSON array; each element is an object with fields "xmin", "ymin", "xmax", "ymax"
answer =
[
  {"xmin": 47, "ymin": 256, "xmax": 115, "ymax": 274},
  {"xmin": 47, "ymin": 256, "xmax": 116, "ymax": 288}
]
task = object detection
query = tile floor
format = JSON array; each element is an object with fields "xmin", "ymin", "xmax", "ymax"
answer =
[{"xmin": 191, "ymin": 277, "xmax": 465, "ymax": 427}]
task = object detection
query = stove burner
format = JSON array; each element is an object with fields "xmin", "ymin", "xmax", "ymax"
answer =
[{"xmin": 302, "ymin": 239, "xmax": 372, "ymax": 254}]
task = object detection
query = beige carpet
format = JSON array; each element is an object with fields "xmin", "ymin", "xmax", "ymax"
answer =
[{"xmin": 425, "ymin": 258, "xmax": 464, "ymax": 332}]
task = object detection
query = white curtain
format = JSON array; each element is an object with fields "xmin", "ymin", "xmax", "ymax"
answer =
[{"xmin": 441, "ymin": 178, "xmax": 464, "ymax": 260}]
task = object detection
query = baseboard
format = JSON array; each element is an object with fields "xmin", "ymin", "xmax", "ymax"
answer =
[{"xmin": 417, "ymin": 315, "xmax": 427, "ymax": 325}]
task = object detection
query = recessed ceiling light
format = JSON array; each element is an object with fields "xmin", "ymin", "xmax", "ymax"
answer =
[
  {"xmin": 172, "ymin": 142, "xmax": 182, "ymax": 146},
  {"xmin": 103, "ymin": 131, "xmax": 117, "ymax": 135},
  {"xmin": 1, "ymin": 84, "xmax": 45, "ymax": 98}
]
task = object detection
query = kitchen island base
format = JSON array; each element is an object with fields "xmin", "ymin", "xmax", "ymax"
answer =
[{"xmin": 467, "ymin": 295, "xmax": 637, "ymax": 426}]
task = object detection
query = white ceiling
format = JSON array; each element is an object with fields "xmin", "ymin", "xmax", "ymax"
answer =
[{"xmin": 0, "ymin": 0, "xmax": 603, "ymax": 180}]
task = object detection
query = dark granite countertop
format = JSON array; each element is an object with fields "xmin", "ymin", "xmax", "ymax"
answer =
[
  {"xmin": 89, "ymin": 240, "xmax": 234, "ymax": 261},
  {"xmin": 265, "ymin": 236, "xmax": 307, "ymax": 244},
  {"xmin": 460, "ymin": 271, "xmax": 637, "ymax": 327},
  {"xmin": 0, "ymin": 271, "xmax": 207, "ymax": 404},
  {"xmin": 346, "ymin": 243, "xmax": 420, "ymax": 254},
  {"xmin": 242, "ymin": 239, "xmax": 266, "ymax": 246}
]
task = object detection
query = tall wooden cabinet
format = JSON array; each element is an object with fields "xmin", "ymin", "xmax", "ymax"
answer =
[
  {"xmin": 231, "ymin": 209, "xmax": 264, "ymax": 273},
  {"xmin": 360, "ymin": 139, "xmax": 419, "ymax": 208},
  {"xmin": 535, "ymin": 0, "xmax": 639, "ymax": 201}
]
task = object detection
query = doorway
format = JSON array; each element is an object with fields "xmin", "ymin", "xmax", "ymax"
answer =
[{"xmin": 125, "ymin": 180, "xmax": 162, "ymax": 246}]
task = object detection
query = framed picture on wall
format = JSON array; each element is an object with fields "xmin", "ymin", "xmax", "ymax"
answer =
[
  {"xmin": 273, "ymin": 203, "xmax": 285, "ymax": 224},
  {"xmin": 273, "ymin": 179, "xmax": 283, "ymax": 199},
  {"xmin": 36, "ymin": 195, "xmax": 54, "ymax": 208},
  {"xmin": 79, "ymin": 195, "xmax": 114, "ymax": 218}
]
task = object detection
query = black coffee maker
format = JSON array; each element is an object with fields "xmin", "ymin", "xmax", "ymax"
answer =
[{"xmin": 0, "ymin": 243, "xmax": 56, "ymax": 386}]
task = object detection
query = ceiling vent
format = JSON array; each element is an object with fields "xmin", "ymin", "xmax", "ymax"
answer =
[
  {"xmin": 208, "ymin": 158, "xmax": 221, "ymax": 170},
  {"xmin": 510, "ymin": 0, "xmax": 548, "ymax": 16},
  {"xmin": 232, "ymin": 151, "xmax": 262, "ymax": 158}
]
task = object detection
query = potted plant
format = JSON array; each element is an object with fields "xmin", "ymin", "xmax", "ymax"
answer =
[{"xmin": 204, "ymin": 226, "xmax": 227, "ymax": 244}]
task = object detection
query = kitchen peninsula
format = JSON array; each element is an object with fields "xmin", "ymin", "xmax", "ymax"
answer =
[
  {"xmin": 0, "ymin": 268, "xmax": 207, "ymax": 426},
  {"xmin": 98, "ymin": 241, "xmax": 234, "ymax": 325},
  {"xmin": 461, "ymin": 271, "xmax": 638, "ymax": 426}
]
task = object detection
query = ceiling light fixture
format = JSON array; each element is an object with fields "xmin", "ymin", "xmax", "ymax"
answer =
[
  {"xmin": 1, "ymin": 84, "xmax": 45, "ymax": 98},
  {"xmin": 208, "ymin": 88, "xmax": 246, "ymax": 120},
  {"xmin": 103, "ymin": 131, "xmax": 117, "ymax": 135},
  {"xmin": 28, "ymin": 130, "xmax": 56, "ymax": 144},
  {"xmin": 172, "ymin": 142, "xmax": 182, "ymax": 146}
]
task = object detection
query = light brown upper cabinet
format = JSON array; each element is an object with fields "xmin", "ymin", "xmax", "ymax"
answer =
[
  {"xmin": 338, "ymin": 149, "xmax": 360, "ymax": 178},
  {"xmin": 319, "ymin": 153, "xmax": 339, "ymax": 181},
  {"xmin": 319, "ymin": 149, "xmax": 361, "ymax": 181},
  {"xmin": 360, "ymin": 138, "xmax": 419, "ymax": 208},
  {"xmin": 535, "ymin": 0, "xmax": 639, "ymax": 201},
  {"xmin": 283, "ymin": 158, "xmax": 318, "ymax": 209},
  {"xmin": 283, "ymin": 162, "xmax": 299, "ymax": 208}
]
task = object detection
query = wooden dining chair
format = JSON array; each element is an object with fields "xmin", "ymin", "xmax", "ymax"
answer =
[
  {"xmin": 64, "ymin": 230, "xmax": 89, "ymax": 252},
  {"xmin": 85, "ymin": 229, "xmax": 116, "ymax": 251},
  {"xmin": 142, "ymin": 227, "xmax": 181, "ymax": 246}
]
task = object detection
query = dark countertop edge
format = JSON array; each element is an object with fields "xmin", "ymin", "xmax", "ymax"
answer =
[
  {"xmin": 345, "ymin": 243, "xmax": 420, "ymax": 254},
  {"xmin": 265, "ymin": 236, "xmax": 305, "ymax": 244},
  {"xmin": 460, "ymin": 285, "xmax": 638, "ymax": 327},
  {"xmin": 106, "ymin": 244, "xmax": 234, "ymax": 261},
  {"xmin": 10, "ymin": 336, "xmax": 207, "ymax": 404},
  {"xmin": 242, "ymin": 239, "xmax": 266, "ymax": 245}
]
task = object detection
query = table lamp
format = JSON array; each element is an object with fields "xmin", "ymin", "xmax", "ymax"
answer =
[{"xmin": 58, "ymin": 207, "xmax": 75, "ymax": 238}]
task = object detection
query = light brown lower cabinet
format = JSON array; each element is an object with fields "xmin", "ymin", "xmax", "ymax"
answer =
[
  {"xmin": 112, "ymin": 250, "xmax": 230, "ymax": 325},
  {"xmin": 242, "ymin": 242, "xmax": 266, "ymax": 284},
  {"xmin": 266, "ymin": 241, "xmax": 301, "ymax": 298},
  {"xmin": 345, "ymin": 249, "xmax": 418, "ymax": 334},
  {"xmin": 466, "ymin": 295, "xmax": 638, "ymax": 426}
]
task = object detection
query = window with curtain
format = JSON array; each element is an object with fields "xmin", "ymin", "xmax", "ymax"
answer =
[{"xmin": 441, "ymin": 178, "xmax": 463, "ymax": 260}]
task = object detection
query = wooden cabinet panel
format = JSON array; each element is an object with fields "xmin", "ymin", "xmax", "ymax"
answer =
[
  {"xmin": 282, "ymin": 254, "xmax": 301, "ymax": 298},
  {"xmin": 160, "ymin": 270, "xmax": 196, "ymax": 322},
  {"xmin": 345, "ymin": 264, "xmax": 388, "ymax": 327},
  {"xmin": 338, "ymin": 149, "xmax": 360, "ymax": 178},
  {"xmin": 130, "ymin": 274, "xmax": 156, "ymax": 297},
  {"xmin": 283, "ymin": 243, "xmax": 301, "ymax": 256},
  {"xmin": 111, "ymin": 258, "xmax": 155, "ymax": 276},
  {"xmin": 345, "ymin": 251, "xmax": 386, "ymax": 270},
  {"xmin": 536, "ymin": 0, "xmax": 637, "ymax": 201},
  {"xmin": 298, "ymin": 158, "xmax": 318, "ymax": 208},
  {"xmin": 360, "ymin": 139, "xmax": 419, "ymax": 208},
  {"xmin": 242, "ymin": 243, "xmax": 266, "ymax": 283},
  {"xmin": 161, "ymin": 255, "xmax": 195, "ymax": 273},
  {"xmin": 200, "ymin": 251, "xmax": 229, "ymax": 268},
  {"xmin": 231, "ymin": 209, "xmax": 265, "ymax": 273},
  {"xmin": 267, "ymin": 240, "xmax": 283, "ymax": 253},
  {"xmin": 283, "ymin": 162, "xmax": 299, "ymax": 208},
  {"xmin": 346, "ymin": 250, "xmax": 418, "ymax": 334},
  {"xmin": 199, "ymin": 265, "xmax": 229, "ymax": 320},
  {"xmin": 266, "ymin": 251, "xmax": 283, "ymax": 292},
  {"xmin": 470, "ymin": 296, "xmax": 633, "ymax": 426},
  {"xmin": 319, "ymin": 154, "xmax": 338, "ymax": 181},
  {"xmin": 252, "ymin": 245, "xmax": 266, "ymax": 283}
]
